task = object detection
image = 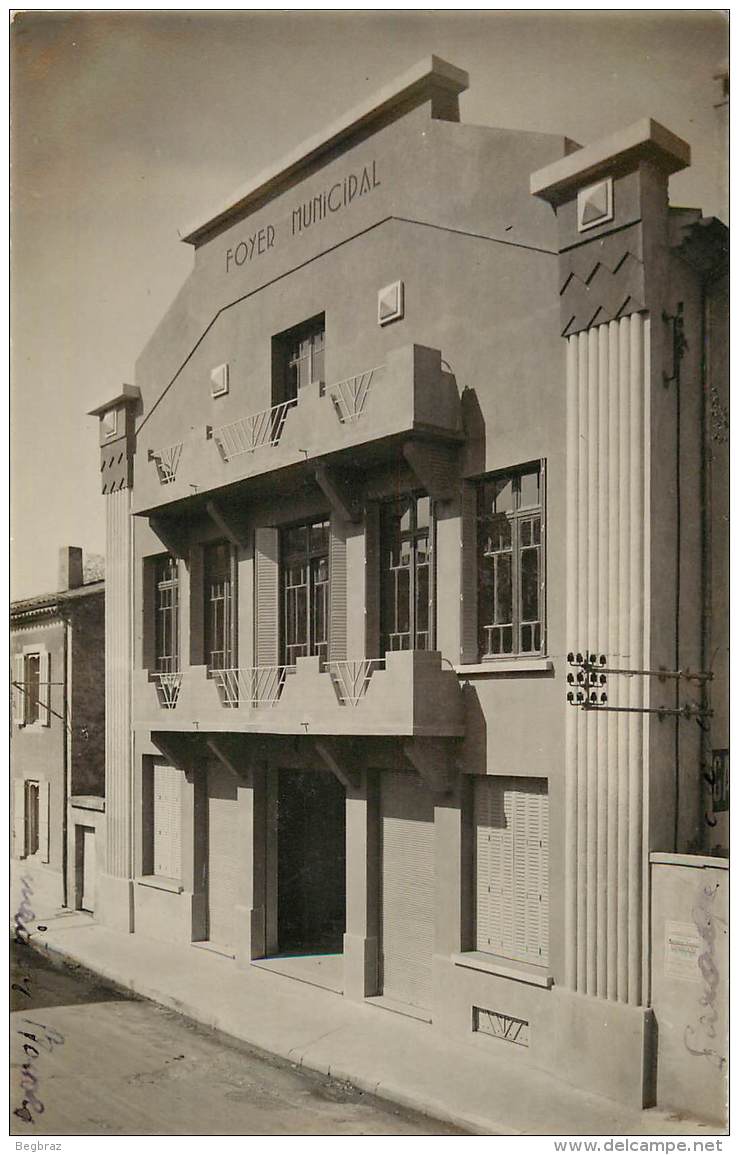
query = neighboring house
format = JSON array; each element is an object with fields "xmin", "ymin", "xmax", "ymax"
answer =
[
  {"xmin": 87, "ymin": 60, "xmax": 728, "ymax": 1120},
  {"xmin": 11, "ymin": 547, "xmax": 105, "ymax": 914}
]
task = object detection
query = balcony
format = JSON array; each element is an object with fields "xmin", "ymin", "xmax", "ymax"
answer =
[
  {"xmin": 133, "ymin": 650, "xmax": 465, "ymax": 738},
  {"xmin": 132, "ymin": 344, "xmax": 463, "ymax": 515}
]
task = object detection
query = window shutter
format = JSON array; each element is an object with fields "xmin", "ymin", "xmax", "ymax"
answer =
[
  {"xmin": 328, "ymin": 514, "xmax": 347, "ymax": 660},
  {"xmin": 460, "ymin": 482, "xmax": 478, "ymax": 664},
  {"xmin": 39, "ymin": 780, "xmax": 50, "ymax": 863},
  {"xmin": 12, "ymin": 654, "xmax": 24, "ymax": 726},
  {"xmin": 153, "ymin": 762, "xmax": 181, "ymax": 879},
  {"xmin": 364, "ymin": 502, "xmax": 381, "ymax": 658},
  {"xmin": 475, "ymin": 776, "xmax": 549, "ymax": 965},
  {"xmin": 254, "ymin": 527, "xmax": 280, "ymax": 666},
  {"xmin": 13, "ymin": 780, "xmax": 26, "ymax": 858},
  {"xmin": 40, "ymin": 651, "xmax": 52, "ymax": 727}
]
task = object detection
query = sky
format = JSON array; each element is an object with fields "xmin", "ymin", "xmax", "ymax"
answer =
[{"xmin": 10, "ymin": 9, "xmax": 728, "ymax": 599}]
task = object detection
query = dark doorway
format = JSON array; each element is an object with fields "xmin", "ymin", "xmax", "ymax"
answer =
[{"xmin": 277, "ymin": 768, "xmax": 345, "ymax": 954}]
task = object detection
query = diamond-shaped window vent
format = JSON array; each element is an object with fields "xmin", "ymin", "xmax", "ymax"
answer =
[{"xmin": 577, "ymin": 178, "xmax": 614, "ymax": 233}]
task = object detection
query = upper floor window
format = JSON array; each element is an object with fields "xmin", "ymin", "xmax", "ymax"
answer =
[
  {"xmin": 273, "ymin": 314, "xmax": 325, "ymax": 404},
  {"xmin": 380, "ymin": 494, "xmax": 434, "ymax": 653},
  {"xmin": 281, "ymin": 520, "xmax": 329, "ymax": 665},
  {"xmin": 155, "ymin": 555, "xmax": 180, "ymax": 673},
  {"xmin": 12, "ymin": 650, "xmax": 51, "ymax": 727},
  {"xmin": 204, "ymin": 542, "xmax": 235, "ymax": 672},
  {"xmin": 477, "ymin": 464, "xmax": 544, "ymax": 658},
  {"xmin": 24, "ymin": 654, "xmax": 41, "ymax": 725}
]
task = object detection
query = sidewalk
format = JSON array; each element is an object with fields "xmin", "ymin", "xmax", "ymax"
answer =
[{"xmin": 16, "ymin": 904, "xmax": 722, "ymax": 1136}]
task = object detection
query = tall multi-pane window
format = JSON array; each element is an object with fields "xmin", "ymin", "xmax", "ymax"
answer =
[
  {"xmin": 477, "ymin": 464, "xmax": 544, "ymax": 658},
  {"xmin": 273, "ymin": 314, "xmax": 326, "ymax": 404},
  {"xmin": 154, "ymin": 556, "xmax": 179, "ymax": 673},
  {"xmin": 204, "ymin": 542, "xmax": 235, "ymax": 671},
  {"xmin": 380, "ymin": 494, "xmax": 434, "ymax": 653},
  {"xmin": 281, "ymin": 520, "xmax": 329, "ymax": 665}
]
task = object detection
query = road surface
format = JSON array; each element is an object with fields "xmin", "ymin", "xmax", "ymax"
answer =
[{"xmin": 11, "ymin": 940, "xmax": 466, "ymax": 1136}]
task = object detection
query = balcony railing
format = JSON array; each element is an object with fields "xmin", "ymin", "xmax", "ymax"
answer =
[
  {"xmin": 208, "ymin": 398, "xmax": 297, "ymax": 462},
  {"xmin": 148, "ymin": 442, "xmax": 183, "ymax": 484},
  {"xmin": 329, "ymin": 366, "xmax": 383, "ymax": 424},
  {"xmin": 211, "ymin": 664, "xmax": 296, "ymax": 707},
  {"xmin": 325, "ymin": 659, "xmax": 386, "ymax": 705},
  {"xmin": 152, "ymin": 671, "xmax": 183, "ymax": 708}
]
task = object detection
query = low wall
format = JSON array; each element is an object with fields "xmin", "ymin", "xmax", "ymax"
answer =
[{"xmin": 650, "ymin": 853, "xmax": 728, "ymax": 1125}]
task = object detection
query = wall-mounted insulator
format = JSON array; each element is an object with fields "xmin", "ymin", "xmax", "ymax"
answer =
[
  {"xmin": 567, "ymin": 673, "xmax": 574, "ymax": 684},
  {"xmin": 601, "ymin": 693, "xmax": 608, "ymax": 703},
  {"xmin": 576, "ymin": 652, "xmax": 584, "ymax": 664},
  {"xmin": 567, "ymin": 691, "xmax": 574, "ymax": 703},
  {"xmin": 567, "ymin": 651, "xmax": 575, "ymax": 663}
]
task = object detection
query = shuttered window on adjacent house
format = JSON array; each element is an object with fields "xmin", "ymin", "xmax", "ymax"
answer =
[
  {"xmin": 153, "ymin": 762, "xmax": 182, "ymax": 880},
  {"xmin": 475, "ymin": 776, "xmax": 549, "ymax": 966}
]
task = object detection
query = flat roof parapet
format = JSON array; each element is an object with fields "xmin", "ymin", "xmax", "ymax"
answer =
[
  {"xmin": 181, "ymin": 55, "xmax": 469, "ymax": 246},
  {"xmin": 530, "ymin": 118, "xmax": 691, "ymax": 205}
]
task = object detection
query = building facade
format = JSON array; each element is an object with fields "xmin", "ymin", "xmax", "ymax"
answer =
[
  {"xmin": 11, "ymin": 548, "xmax": 106, "ymax": 914},
  {"xmin": 87, "ymin": 59, "xmax": 728, "ymax": 1115}
]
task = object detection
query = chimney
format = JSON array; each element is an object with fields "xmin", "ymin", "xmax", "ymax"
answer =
[{"xmin": 59, "ymin": 546, "xmax": 84, "ymax": 591}]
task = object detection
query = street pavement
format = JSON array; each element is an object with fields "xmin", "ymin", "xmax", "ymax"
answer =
[{"xmin": 10, "ymin": 941, "xmax": 466, "ymax": 1136}]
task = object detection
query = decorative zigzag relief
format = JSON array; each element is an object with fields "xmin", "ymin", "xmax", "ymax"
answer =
[
  {"xmin": 558, "ymin": 226, "xmax": 647, "ymax": 336},
  {"xmin": 100, "ymin": 444, "xmax": 131, "ymax": 494}
]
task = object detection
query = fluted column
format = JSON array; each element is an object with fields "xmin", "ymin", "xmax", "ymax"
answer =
[
  {"xmin": 564, "ymin": 314, "xmax": 648, "ymax": 1004},
  {"xmin": 88, "ymin": 384, "xmax": 140, "ymax": 932}
]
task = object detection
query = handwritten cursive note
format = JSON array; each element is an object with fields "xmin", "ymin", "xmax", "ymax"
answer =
[{"xmin": 683, "ymin": 880, "xmax": 727, "ymax": 1071}]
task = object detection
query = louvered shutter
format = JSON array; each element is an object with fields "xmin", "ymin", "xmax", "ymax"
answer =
[
  {"xmin": 12, "ymin": 654, "xmax": 24, "ymax": 726},
  {"xmin": 254, "ymin": 527, "xmax": 280, "ymax": 666},
  {"xmin": 475, "ymin": 777, "xmax": 549, "ymax": 966},
  {"xmin": 328, "ymin": 513, "xmax": 347, "ymax": 660},
  {"xmin": 40, "ymin": 651, "xmax": 52, "ymax": 727},
  {"xmin": 153, "ymin": 762, "xmax": 182, "ymax": 879},
  {"xmin": 38, "ymin": 779, "xmax": 50, "ymax": 862},
  {"xmin": 12, "ymin": 779, "xmax": 26, "ymax": 858},
  {"xmin": 364, "ymin": 502, "xmax": 381, "ymax": 658},
  {"xmin": 460, "ymin": 482, "xmax": 478, "ymax": 663},
  {"xmin": 380, "ymin": 771, "xmax": 435, "ymax": 1010}
]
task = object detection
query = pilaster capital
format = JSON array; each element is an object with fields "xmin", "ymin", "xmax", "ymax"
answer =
[{"xmin": 88, "ymin": 384, "xmax": 141, "ymax": 494}]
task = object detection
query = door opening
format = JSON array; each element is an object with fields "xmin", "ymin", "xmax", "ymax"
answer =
[{"xmin": 276, "ymin": 768, "xmax": 345, "ymax": 955}]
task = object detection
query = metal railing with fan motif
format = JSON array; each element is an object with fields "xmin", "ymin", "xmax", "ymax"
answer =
[
  {"xmin": 148, "ymin": 443, "xmax": 183, "ymax": 485},
  {"xmin": 211, "ymin": 665, "xmax": 296, "ymax": 708},
  {"xmin": 152, "ymin": 672, "xmax": 183, "ymax": 708},
  {"xmin": 325, "ymin": 659, "xmax": 385, "ymax": 706},
  {"xmin": 329, "ymin": 366, "xmax": 384, "ymax": 424},
  {"xmin": 208, "ymin": 398, "xmax": 297, "ymax": 462}
]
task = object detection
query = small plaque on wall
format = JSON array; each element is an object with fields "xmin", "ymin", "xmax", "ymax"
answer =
[
  {"xmin": 664, "ymin": 921, "xmax": 702, "ymax": 982},
  {"xmin": 378, "ymin": 280, "xmax": 404, "ymax": 325}
]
